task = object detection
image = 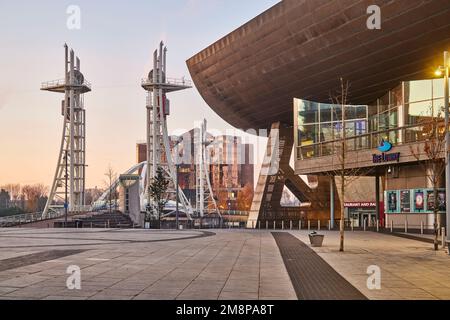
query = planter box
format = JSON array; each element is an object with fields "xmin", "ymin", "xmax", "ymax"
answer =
[{"xmin": 309, "ymin": 234, "xmax": 325, "ymax": 247}]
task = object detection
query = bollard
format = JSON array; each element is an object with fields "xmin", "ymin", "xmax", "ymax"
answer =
[
  {"xmin": 363, "ymin": 218, "xmax": 367, "ymax": 231},
  {"xmin": 328, "ymin": 220, "xmax": 331, "ymax": 231},
  {"xmin": 282, "ymin": 221, "xmax": 284, "ymax": 230},
  {"xmin": 258, "ymin": 221, "xmax": 261, "ymax": 230},
  {"xmin": 390, "ymin": 220, "xmax": 393, "ymax": 233},
  {"xmin": 299, "ymin": 220, "xmax": 302, "ymax": 230},
  {"xmin": 266, "ymin": 221, "xmax": 268, "ymax": 230},
  {"xmin": 442, "ymin": 227, "xmax": 446, "ymax": 249},
  {"xmin": 290, "ymin": 220, "xmax": 293, "ymax": 230},
  {"xmin": 273, "ymin": 221, "xmax": 276, "ymax": 230},
  {"xmin": 351, "ymin": 219, "xmax": 354, "ymax": 232},
  {"xmin": 318, "ymin": 220, "xmax": 321, "ymax": 231},
  {"xmin": 308, "ymin": 220, "xmax": 311, "ymax": 231},
  {"xmin": 376, "ymin": 219, "xmax": 379, "ymax": 232},
  {"xmin": 421, "ymin": 221, "xmax": 424, "ymax": 235},
  {"xmin": 405, "ymin": 220, "xmax": 408, "ymax": 233}
]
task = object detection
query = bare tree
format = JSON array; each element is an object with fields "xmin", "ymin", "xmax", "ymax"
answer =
[
  {"xmin": 21, "ymin": 184, "xmax": 48, "ymax": 213},
  {"xmin": 410, "ymin": 106, "xmax": 446, "ymax": 251},
  {"xmin": 329, "ymin": 78, "xmax": 372, "ymax": 252},
  {"xmin": 104, "ymin": 165, "xmax": 118, "ymax": 213},
  {"xmin": 1, "ymin": 184, "xmax": 21, "ymax": 202},
  {"xmin": 85, "ymin": 187, "xmax": 104, "ymax": 206}
]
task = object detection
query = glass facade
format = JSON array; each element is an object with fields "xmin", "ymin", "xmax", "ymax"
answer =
[{"xmin": 295, "ymin": 79, "xmax": 448, "ymax": 160}]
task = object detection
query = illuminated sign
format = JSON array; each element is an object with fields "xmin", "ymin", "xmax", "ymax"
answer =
[
  {"xmin": 377, "ymin": 139, "xmax": 393, "ymax": 152},
  {"xmin": 373, "ymin": 140, "xmax": 400, "ymax": 163},
  {"xmin": 372, "ymin": 152, "xmax": 400, "ymax": 163},
  {"xmin": 344, "ymin": 202, "xmax": 376, "ymax": 208}
]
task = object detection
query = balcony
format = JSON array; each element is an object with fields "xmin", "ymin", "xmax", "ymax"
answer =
[
  {"xmin": 295, "ymin": 122, "xmax": 445, "ymax": 175},
  {"xmin": 41, "ymin": 78, "xmax": 92, "ymax": 94}
]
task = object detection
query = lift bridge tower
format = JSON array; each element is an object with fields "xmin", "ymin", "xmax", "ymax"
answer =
[
  {"xmin": 42, "ymin": 44, "xmax": 91, "ymax": 218},
  {"xmin": 141, "ymin": 41, "xmax": 194, "ymax": 218}
]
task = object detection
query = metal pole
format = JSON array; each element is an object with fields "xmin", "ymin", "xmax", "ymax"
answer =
[
  {"xmin": 330, "ymin": 176, "xmax": 335, "ymax": 229},
  {"xmin": 375, "ymin": 172, "xmax": 380, "ymax": 223},
  {"xmin": 176, "ymin": 164, "xmax": 179, "ymax": 230},
  {"xmin": 65, "ymin": 150, "xmax": 68, "ymax": 226},
  {"xmin": 442, "ymin": 227, "xmax": 446, "ymax": 249},
  {"xmin": 445, "ymin": 51, "xmax": 450, "ymax": 249}
]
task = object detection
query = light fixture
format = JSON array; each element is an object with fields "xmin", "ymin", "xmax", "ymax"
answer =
[
  {"xmin": 387, "ymin": 166, "xmax": 392, "ymax": 174},
  {"xmin": 435, "ymin": 66, "xmax": 444, "ymax": 77}
]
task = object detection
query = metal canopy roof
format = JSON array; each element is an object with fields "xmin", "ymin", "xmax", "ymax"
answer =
[{"xmin": 187, "ymin": 0, "xmax": 450, "ymax": 130}]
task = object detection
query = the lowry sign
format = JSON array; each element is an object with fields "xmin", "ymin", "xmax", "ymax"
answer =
[{"xmin": 372, "ymin": 140, "xmax": 400, "ymax": 164}]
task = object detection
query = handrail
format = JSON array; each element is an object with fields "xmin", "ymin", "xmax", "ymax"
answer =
[
  {"xmin": 41, "ymin": 78, "xmax": 92, "ymax": 89},
  {"xmin": 0, "ymin": 206, "xmax": 92, "ymax": 227},
  {"xmin": 141, "ymin": 77, "xmax": 192, "ymax": 87}
]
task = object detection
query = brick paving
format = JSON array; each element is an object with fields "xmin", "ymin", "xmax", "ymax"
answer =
[
  {"xmin": 272, "ymin": 232, "xmax": 366, "ymax": 300},
  {"xmin": 0, "ymin": 229, "xmax": 449, "ymax": 300},
  {"xmin": 292, "ymin": 231, "xmax": 450, "ymax": 300},
  {"xmin": 0, "ymin": 229, "xmax": 296, "ymax": 300}
]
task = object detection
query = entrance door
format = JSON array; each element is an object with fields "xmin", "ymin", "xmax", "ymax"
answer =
[{"xmin": 361, "ymin": 211, "xmax": 376, "ymax": 227}]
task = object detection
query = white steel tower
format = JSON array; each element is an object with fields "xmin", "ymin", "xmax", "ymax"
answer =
[
  {"xmin": 141, "ymin": 41, "xmax": 193, "ymax": 218},
  {"xmin": 195, "ymin": 119, "xmax": 220, "ymax": 217},
  {"xmin": 42, "ymin": 44, "xmax": 91, "ymax": 218}
]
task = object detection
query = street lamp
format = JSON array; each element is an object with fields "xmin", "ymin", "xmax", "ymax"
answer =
[{"xmin": 435, "ymin": 51, "xmax": 450, "ymax": 250}]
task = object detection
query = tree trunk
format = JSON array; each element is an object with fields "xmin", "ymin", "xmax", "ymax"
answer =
[
  {"xmin": 339, "ymin": 100, "xmax": 346, "ymax": 252},
  {"xmin": 339, "ymin": 174, "xmax": 345, "ymax": 252}
]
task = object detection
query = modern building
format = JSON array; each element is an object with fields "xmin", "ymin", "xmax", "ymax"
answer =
[
  {"xmin": 187, "ymin": 0, "xmax": 450, "ymax": 230},
  {"xmin": 136, "ymin": 128, "xmax": 254, "ymax": 218},
  {"xmin": 295, "ymin": 78, "xmax": 448, "ymax": 230}
]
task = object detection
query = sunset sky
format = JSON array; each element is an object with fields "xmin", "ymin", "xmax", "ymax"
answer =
[{"xmin": 0, "ymin": 0, "xmax": 278, "ymax": 188}]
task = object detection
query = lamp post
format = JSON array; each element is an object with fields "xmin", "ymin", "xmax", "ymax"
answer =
[
  {"xmin": 437, "ymin": 51, "xmax": 450, "ymax": 249},
  {"xmin": 445, "ymin": 52, "xmax": 450, "ymax": 249}
]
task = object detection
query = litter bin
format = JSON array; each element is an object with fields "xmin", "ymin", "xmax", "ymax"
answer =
[{"xmin": 309, "ymin": 232, "xmax": 325, "ymax": 247}]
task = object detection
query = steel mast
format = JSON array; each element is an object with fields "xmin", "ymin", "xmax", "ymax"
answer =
[
  {"xmin": 42, "ymin": 44, "xmax": 91, "ymax": 218},
  {"xmin": 141, "ymin": 41, "xmax": 193, "ymax": 219}
]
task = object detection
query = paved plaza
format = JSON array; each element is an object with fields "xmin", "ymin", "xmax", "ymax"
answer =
[{"xmin": 0, "ymin": 228, "xmax": 449, "ymax": 300}]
